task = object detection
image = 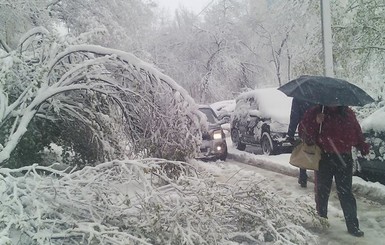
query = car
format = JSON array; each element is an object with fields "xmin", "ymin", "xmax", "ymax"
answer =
[
  {"xmin": 230, "ymin": 87, "xmax": 294, "ymax": 155},
  {"xmin": 355, "ymin": 104, "xmax": 385, "ymax": 184},
  {"xmin": 210, "ymin": 100, "xmax": 236, "ymax": 122},
  {"xmin": 210, "ymin": 100, "xmax": 236, "ymax": 134},
  {"xmin": 197, "ymin": 105, "xmax": 228, "ymax": 161}
]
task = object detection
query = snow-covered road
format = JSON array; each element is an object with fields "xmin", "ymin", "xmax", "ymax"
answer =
[
  {"xmin": 229, "ymin": 160, "xmax": 385, "ymax": 245},
  {"xmin": 196, "ymin": 143, "xmax": 385, "ymax": 244}
]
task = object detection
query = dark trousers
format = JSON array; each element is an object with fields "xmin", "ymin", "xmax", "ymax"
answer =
[
  {"xmin": 299, "ymin": 168, "xmax": 307, "ymax": 183},
  {"xmin": 316, "ymin": 152, "xmax": 360, "ymax": 230},
  {"xmin": 314, "ymin": 170, "xmax": 319, "ymax": 213}
]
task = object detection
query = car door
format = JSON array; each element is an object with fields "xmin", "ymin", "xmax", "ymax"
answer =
[
  {"xmin": 232, "ymin": 97, "xmax": 250, "ymax": 141},
  {"xmin": 243, "ymin": 97, "xmax": 262, "ymax": 144},
  {"xmin": 234, "ymin": 109, "xmax": 249, "ymax": 141},
  {"xmin": 244, "ymin": 115, "xmax": 262, "ymax": 144}
]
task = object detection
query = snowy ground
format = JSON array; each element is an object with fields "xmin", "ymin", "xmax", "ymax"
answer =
[{"xmin": 195, "ymin": 139, "xmax": 385, "ymax": 244}]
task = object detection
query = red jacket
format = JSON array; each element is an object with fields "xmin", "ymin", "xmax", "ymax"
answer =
[{"xmin": 299, "ymin": 106, "xmax": 370, "ymax": 155}]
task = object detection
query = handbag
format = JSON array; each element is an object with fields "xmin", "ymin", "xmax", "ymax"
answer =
[{"xmin": 289, "ymin": 141, "xmax": 321, "ymax": 170}]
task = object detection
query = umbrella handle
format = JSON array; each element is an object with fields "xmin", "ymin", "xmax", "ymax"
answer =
[{"xmin": 319, "ymin": 106, "xmax": 324, "ymax": 134}]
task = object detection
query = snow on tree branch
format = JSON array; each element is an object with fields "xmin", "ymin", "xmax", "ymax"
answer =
[
  {"xmin": 0, "ymin": 159, "xmax": 324, "ymax": 244},
  {"xmin": 0, "ymin": 27, "xmax": 205, "ymax": 166},
  {"xmin": 0, "ymin": 38, "xmax": 11, "ymax": 53}
]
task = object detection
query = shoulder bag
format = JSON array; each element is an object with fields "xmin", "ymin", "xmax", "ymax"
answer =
[{"xmin": 289, "ymin": 140, "xmax": 321, "ymax": 170}]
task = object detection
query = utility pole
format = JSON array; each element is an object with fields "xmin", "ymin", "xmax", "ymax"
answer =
[{"xmin": 320, "ymin": 0, "xmax": 334, "ymax": 77}]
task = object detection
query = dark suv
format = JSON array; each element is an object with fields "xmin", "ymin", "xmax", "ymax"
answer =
[
  {"xmin": 230, "ymin": 88, "xmax": 294, "ymax": 155},
  {"xmin": 355, "ymin": 105, "xmax": 385, "ymax": 184},
  {"xmin": 197, "ymin": 105, "xmax": 228, "ymax": 161}
]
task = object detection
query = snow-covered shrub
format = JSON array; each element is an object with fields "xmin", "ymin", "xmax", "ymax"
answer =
[
  {"xmin": 0, "ymin": 159, "xmax": 324, "ymax": 244},
  {"xmin": 0, "ymin": 27, "xmax": 204, "ymax": 167}
]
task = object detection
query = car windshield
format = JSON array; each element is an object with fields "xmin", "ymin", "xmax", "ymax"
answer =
[{"xmin": 199, "ymin": 108, "xmax": 218, "ymax": 124}]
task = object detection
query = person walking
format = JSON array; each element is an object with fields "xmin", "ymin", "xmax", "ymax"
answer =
[
  {"xmin": 287, "ymin": 98, "xmax": 315, "ymax": 188},
  {"xmin": 299, "ymin": 105, "xmax": 369, "ymax": 237}
]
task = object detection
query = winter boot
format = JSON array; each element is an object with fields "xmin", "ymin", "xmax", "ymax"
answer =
[
  {"xmin": 298, "ymin": 179, "xmax": 307, "ymax": 188},
  {"xmin": 347, "ymin": 219, "xmax": 364, "ymax": 237},
  {"xmin": 348, "ymin": 228, "xmax": 364, "ymax": 237}
]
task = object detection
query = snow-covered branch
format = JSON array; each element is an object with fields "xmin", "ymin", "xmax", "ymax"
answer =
[
  {"xmin": 0, "ymin": 38, "xmax": 11, "ymax": 53},
  {"xmin": 0, "ymin": 159, "xmax": 324, "ymax": 244},
  {"xmin": 0, "ymin": 27, "xmax": 204, "ymax": 166}
]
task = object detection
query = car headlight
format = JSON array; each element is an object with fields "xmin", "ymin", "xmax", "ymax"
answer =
[{"xmin": 213, "ymin": 130, "xmax": 223, "ymax": 140}]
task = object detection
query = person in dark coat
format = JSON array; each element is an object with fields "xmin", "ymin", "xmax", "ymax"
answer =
[
  {"xmin": 299, "ymin": 105, "xmax": 370, "ymax": 237},
  {"xmin": 287, "ymin": 98, "xmax": 315, "ymax": 188}
]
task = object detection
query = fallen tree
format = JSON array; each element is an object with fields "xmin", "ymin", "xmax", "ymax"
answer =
[
  {"xmin": 0, "ymin": 159, "xmax": 324, "ymax": 244},
  {"xmin": 0, "ymin": 27, "xmax": 204, "ymax": 167}
]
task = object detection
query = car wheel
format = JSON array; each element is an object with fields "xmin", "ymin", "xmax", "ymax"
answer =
[
  {"xmin": 231, "ymin": 129, "xmax": 246, "ymax": 151},
  {"xmin": 261, "ymin": 132, "xmax": 274, "ymax": 155}
]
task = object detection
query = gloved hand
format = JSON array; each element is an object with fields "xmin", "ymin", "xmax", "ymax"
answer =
[
  {"xmin": 359, "ymin": 142, "xmax": 370, "ymax": 156},
  {"xmin": 316, "ymin": 113, "xmax": 325, "ymax": 124}
]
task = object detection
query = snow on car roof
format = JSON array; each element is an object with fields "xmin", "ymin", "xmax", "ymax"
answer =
[
  {"xmin": 361, "ymin": 106, "xmax": 385, "ymax": 133},
  {"xmin": 210, "ymin": 100, "xmax": 236, "ymax": 113},
  {"xmin": 235, "ymin": 87, "xmax": 293, "ymax": 124}
]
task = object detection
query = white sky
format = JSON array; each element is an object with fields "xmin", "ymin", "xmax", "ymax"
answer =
[{"xmin": 156, "ymin": 0, "xmax": 212, "ymax": 15}]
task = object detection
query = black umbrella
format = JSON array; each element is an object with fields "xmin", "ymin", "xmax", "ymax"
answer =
[{"xmin": 278, "ymin": 75, "xmax": 375, "ymax": 106}]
